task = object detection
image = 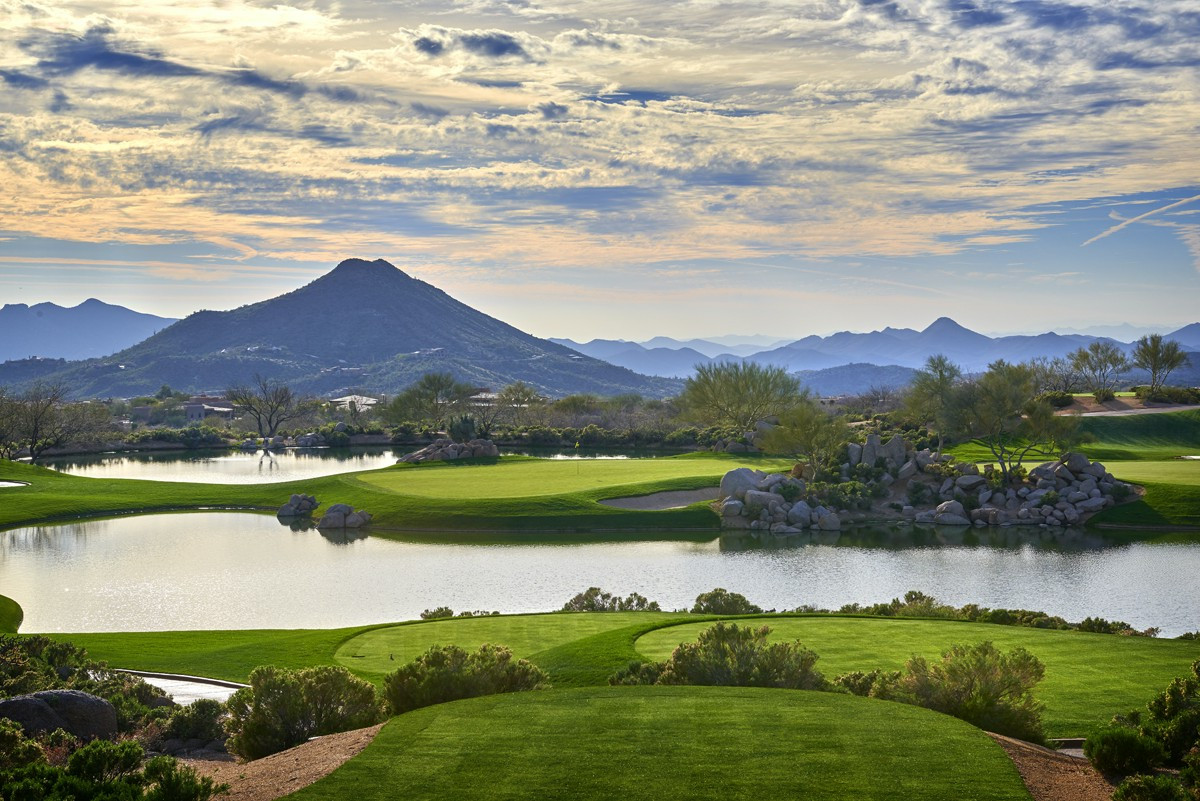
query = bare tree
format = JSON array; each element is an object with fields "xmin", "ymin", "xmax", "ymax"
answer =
[
  {"xmin": 226, "ymin": 375, "xmax": 314, "ymax": 438},
  {"xmin": 6, "ymin": 382, "xmax": 110, "ymax": 460},
  {"xmin": 1029, "ymin": 356, "xmax": 1083, "ymax": 394},
  {"xmin": 0, "ymin": 387, "xmax": 19, "ymax": 460}
]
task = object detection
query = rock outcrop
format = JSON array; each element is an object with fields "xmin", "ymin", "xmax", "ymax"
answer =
[
  {"xmin": 0, "ymin": 690, "xmax": 118, "ymax": 740},
  {"xmin": 277, "ymin": 493, "xmax": 319, "ymax": 518},
  {"xmin": 399, "ymin": 438, "xmax": 499, "ymax": 463},
  {"xmin": 317, "ymin": 503, "xmax": 372, "ymax": 529}
]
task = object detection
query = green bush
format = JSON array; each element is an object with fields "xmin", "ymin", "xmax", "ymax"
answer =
[
  {"xmin": 1133, "ymin": 386, "xmax": 1200, "ymax": 405},
  {"xmin": 163, "ymin": 699, "xmax": 224, "ymax": 743},
  {"xmin": 1094, "ymin": 388, "xmax": 1117, "ymax": 403},
  {"xmin": 896, "ymin": 641, "xmax": 1047, "ymax": 743},
  {"xmin": 611, "ymin": 623, "xmax": 826, "ymax": 690},
  {"xmin": 1084, "ymin": 725, "xmax": 1167, "ymax": 775},
  {"xmin": 0, "ymin": 718, "xmax": 45, "ymax": 770},
  {"xmin": 906, "ymin": 481, "xmax": 932, "ymax": 505},
  {"xmin": 448, "ymin": 415, "xmax": 477, "ymax": 443},
  {"xmin": 383, "ymin": 644, "xmax": 547, "ymax": 716},
  {"xmin": 420, "ymin": 606, "xmax": 454, "ymax": 620},
  {"xmin": 561, "ymin": 587, "xmax": 661, "ymax": 612},
  {"xmin": 1139, "ymin": 660, "xmax": 1200, "ymax": 763},
  {"xmin": 0, "ymin": 739, "xmax": 226, "ymax": 801},
  {"xmin": 1111, "ymin": 774, "xmax": 1191, "ymax": 801},
  {"xmin": 691, "ymin": 588, "xmax": 763, "ymax": 615},
  {"xmin": 225, "ymin": 665, "xmax": 383, "ymax": 761},
  {"xmin": 833, "ymin": 669, "xmax": 901, "ymax": 698},
  {"xmin": 1037, "ymin": 391, "xmax": 1076, "ymax": 408}
]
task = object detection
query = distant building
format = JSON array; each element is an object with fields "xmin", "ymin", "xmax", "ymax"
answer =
[
  {"xmin": 329, "ymin": 395, "xmax": 379, "ymax": 411},
  {"xmin": 184, "ymin": 401, "xmax": 234, "ymax": 423}
]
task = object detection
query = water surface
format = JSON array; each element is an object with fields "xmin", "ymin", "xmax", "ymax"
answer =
[{"xmin": 3, "ymin": 513, "xmax": 1196, "ymax": 635}]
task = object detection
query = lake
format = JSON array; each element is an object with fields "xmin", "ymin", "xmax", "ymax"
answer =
[
  {"xmin": 3, "ymin": 512, "xmax": 1197, "ymax": 635},
  {"xmin": 40, "ymin": 447, "xmax": 643, "ymax": 484}
]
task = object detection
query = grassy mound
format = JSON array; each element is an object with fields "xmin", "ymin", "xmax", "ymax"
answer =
[
  {"xmin": 0, "ymin": 593, "xmax": 22, "ymax": 633},
  {"xmin": 636, "ymin": 617, "xmax": 1200, "ymax": 738},
  {"xmin": 1077, "ymin": 409, "xmax": 1200, "ymax": 462},
  {"xmin": 1089, "ymin": 460, "xmax": 1200, "ymax": 529},
  {"xmin": 287, "ymin": 686, "xmax": 1031, "ymax": 801},
  {"xmin": 0, "ymin": 454, "xmax": 784, "ymax": 533}
]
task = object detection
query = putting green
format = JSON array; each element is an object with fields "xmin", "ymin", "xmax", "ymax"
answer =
[
  {"xmin": 636, "ymin": 616, "xmax": 1200, "ymax": 737},
  {"xmin": 334, "ymin": 612, "xmax": 681, "ymax": 679},
  {"xmin": 287, "ymin": 687, "xmax": 1031, "ymax": 801},
  {"xmin": 353, "ymin": 455, "xmax": 783, "ymax": 499}
]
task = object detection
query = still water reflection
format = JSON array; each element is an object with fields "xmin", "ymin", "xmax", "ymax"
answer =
[{"xmin": 2, "ymin": 513, "xmax": 1196, "ymax": 635}]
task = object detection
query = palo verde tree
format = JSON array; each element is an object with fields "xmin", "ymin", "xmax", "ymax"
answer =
[
  {"xmin": 1070, "ymin": 341, "xmax": 1130, "ymax": 401},
  {"xmin": 226, "ymin": 374, "xmax": 315, "ymax": 438},
  {"xmin": 1132, "ymin": 333, "xmax": 1191, "ymax": 395},
  {"xmin": 904, "ymin": 354, "xmax": 963, "ymax": 455},
  {"xmin": 956, "ymin": 360, "xmax": 1080, "ymax": 482},
  {"xmin": 381, "ymin": 372, "xmax": 477, "ymax": 429},
  {"xmin": 761, "ymin": 393, "xmax": 849, "ymax": 475},
  {"xmin": 494, "ymin": 380, "xmax": 546, "ymax": 427},
  {"xmin": 678, "ymin": 361, "xmax": 801, "ymax": 431}
]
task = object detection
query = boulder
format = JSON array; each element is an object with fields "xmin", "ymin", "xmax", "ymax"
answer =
[
  {"xmin": 978, "ymin": 488, "xmax": 992, "ymax": 506},
  {"xmin": 743, "ymin": 490, "xmax": 781, "ymax": 512},
  {"xmin": 817, "ymin": 513, "xmax": 841, "ymax": 531},
  {"xmin": 936, "ymin": 499, "xmax": 966, "ymax": 518},
  {"xmin": 325, "ymin": 503, "xmax": 354, "ymax": 516},
  {"xmin": 1063, "ymin": 452, "xmax": 1090, "ymax": 473},
  {"xmin": 914, "ymin": 510, "xmax": 937, "ymax": 524},
  {"xmin": 344, "ymin": 511, "xmax": 372, "ymax": 528},
  {"xmin": 915, "ymin": 449, "xmax": 934, "ymax": 470},
  {"xmin": 720, "ymin": 468, "xmax": 764, "ymax": 501},
  {"xmin": 861, "ymin": 433, "xmax": 881, "ymax": 468},
  {"xmin": 882, "ymin": 434, "xmax": 906, "ymax": 469},
  {"xmin": 317, "ymin": 510, "xmax": 346, "ymax": 528},
  {"xmin": 1077, "ymin": 497, "xmax": 1107, "ymax": 512},
  {"xmin": 0, "ymin": 690, "xmax": 117, "ymax": 741},
  {"xmin": 934, "ymin": 513, "xmax": 971, "ymax": 526},
  {"xmin": 896, "ymin": 459, "xmax": 917, "ymax": 481},
  {"xmin": 721, "ymin": 500, "xmax": 744, "ymax": 518},
  {"xmin": 757, "ymin": 473, "xmax": 786, "ymax": 491},
  {"xmin": 847, "ymin": 442, "xmax": 862, "ymax": 467},
  {"xmin": 956, "ymin": 474, "xmax": 986, "ymax": 491},
  {"xmin": 1053, "ymin": 464, "xmax": 1077, "ymax": 483},
  {"xmin": 786, "ymin": 501, "xmax": 812, "ymax": 527}
]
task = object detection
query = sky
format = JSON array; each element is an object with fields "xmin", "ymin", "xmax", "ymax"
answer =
[{"xmin": 1, "ymin": 0, "xmax": 1198, "ymax": 341}]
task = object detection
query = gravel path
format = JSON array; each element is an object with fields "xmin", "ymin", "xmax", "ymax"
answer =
[
  {"xmin": 598, "ymin": 487, "xmax": 719, "ymax": 510},
  {"xmin": 185, "ymin": 724, "xmax": 384, "ymax": 801},
  {"xmin": 989, "ymin": 733, "xmax": 1116, "ymax": 801}
]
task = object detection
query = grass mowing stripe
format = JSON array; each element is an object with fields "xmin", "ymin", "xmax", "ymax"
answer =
[
  {"xmin": 287, "ymin": 687, "xmax": 1031, "ymax": 801},
  {"xmin": 0, "ymin": 594, "xmax": 22, "ymax": 633},
  {"xmin": 635, "ymin": 616, "xmax": 1200, "ymax": 738}
]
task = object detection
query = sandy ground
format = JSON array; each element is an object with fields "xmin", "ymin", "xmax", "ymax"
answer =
[
  {"xmin": 187, "ymin": 723, "xmax": 1116, "ymax": 801},
  {"xmin": 598, "ymin": 487, "xmax": 720, "ymax": 510},
  {"xmin": 186, "ymin": 724, "xmax": 384, "ymax": 801}
]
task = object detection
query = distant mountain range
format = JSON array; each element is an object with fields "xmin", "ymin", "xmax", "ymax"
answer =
[
  {"xmin": 0, "ymin": 259, "xmax": 680, "ymax": 399},
  {"xmin": 556, "ymin": 317, "xmax": 1200, "ymax": 379},
  {"xmin": 0, "ymin": 299, "xmax": 176, "ymax": 362}
]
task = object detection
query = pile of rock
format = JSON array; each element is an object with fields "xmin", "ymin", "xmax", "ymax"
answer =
[
  {"xmin": 0, "ymin": 690, "xmax": 118, "ymax": 740},
  {"xmin": 317, "ymin": 503, "xmax": 372, "ymax": 529},
  {"xmin": 399, "ymin": 438, "xmax": 499, "ymax": 463},
  {"xmin": 717, "ymin": 467, "xmax": 843, "ymax": 534},
  {"xmin": 276, "ymin": 493, "xmax": 319, "ymax": 518},
  {"xmin": 717, "ymin": 448, "xmax": 1132, "ymax": 534},
  {"xmin": 295, "ymin": 432, "xmax": 323, "ymax": 447}
]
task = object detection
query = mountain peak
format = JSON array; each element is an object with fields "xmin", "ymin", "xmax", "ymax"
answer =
[
  {"xmin": 923, "ymin": 316, "xmax": 970, "ymax": 333},
  {"xmin": 330, "ymin": 258, "xmax": 409, "ymax": 278}
]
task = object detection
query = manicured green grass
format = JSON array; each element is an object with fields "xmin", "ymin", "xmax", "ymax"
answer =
[
  {"xmin": 636, "ymin": 616, "xmax": 1200, "ymax": 738},
  {"xmin": 0, "ymin": 453, "xmax": 785, "ymax": 534},
  {"xmin": 334, "ymin": 612, "xmax": 683, "ymax": 681},
  {"xmin": 1077, "ymin": 409, "xmax": 1200, "ymax": 462},
  {"xmin": 0, "ymin": 594, "xmax": 22, "ymax": 633},
  {"xmin": 287, "ymin": 687, "xmax": 1032, "ymax": 801},
  {"xmin": 1090, "ymin": 460, "xmax": 1200, "ymax": 529},
  {"xmin": 45, "ymin": 627, "xmax": 381, "ymax": 683}
]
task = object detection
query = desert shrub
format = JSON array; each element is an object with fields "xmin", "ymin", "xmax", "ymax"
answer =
[
  {"xmin": 456, "ymin": 610, "xmax": 499, "ymax": 617},
  {"xmin": 0, "ymin": 718, "xmax": 45, "ymax": 770},
  {"xmin": 906, "ymin": 481, "xmax": 932, "ymax": 505},
  {"xmin": 613, "ymin": 623, "xmax": 826, "ymax": 690},
  {"xmin": 1085, "ymin": 726, "xmax": 1167, "ymax": 775},
  {"xmin": 163, "ymin": 699, "xmax": 224, "ymax": 743},
  {"xmin": 225, "ymin": 665, "xmax": 383, "ymax": 761},
  {"xmin": 1094, "ymin": 388, "xmax": 1117, "ymax": 403},
  {"xmin": 691, "ymin": 588, "xmax": 763, "ymax": 615},
  {"xmin": 1134, "ymin": 386, "xmax": 1200, "ymax": 405},
  {"xmin": 1111, "ymin": 774, "xmax": 1191, "ymax": 801},
  {"xmin": 447, "ymin": 415, "xmax": 477, "ymax": 443},
  {"xmin": 833, "ymin": 669, "xmax": 901, "ymax": 698},
  {"xmin": 420, "ymin": 606, "xmax": 454, "ymax": 620},
  {"xmin": 1139, "ymin": 660, "xmax": 1200, "ymax": 763},
  {"xmin": 383, "ymin": 644, "xmax": 547, "ymax": 716},
  {"xmin": 1037, "ymin": 391, "xmax": 1076, "ymax": 408},
  {"xmin": 896, "ymin": 641, "xmax": 1047, "ymax": 743},
  {"xmin": 561, "ymin": 587, "xmax": 661, "ymax": 612},
  {"xmin": 609, "ymin": 660, "xmax": 666, "ymax": 686},
  {"xmin": 1181, "ymin": 748, "xmax": 1200, "ymax": 789},
  {"xmin": 0, "ymin": 739, "xmax": 226, "ymax": 801},
  {"xmin": 664, "ymin": 427, "xmax": 700, "ymax": 446},
  {"xmin": 1039, "ymin": 489, "xmax": 1059, "ymax": 507},
  {"xmin": 1079, "ymin": 617, "xmax": 1137, "ymax": 635}
]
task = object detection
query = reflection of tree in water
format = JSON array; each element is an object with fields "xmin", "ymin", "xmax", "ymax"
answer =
[{"xmin": 721, "ymin": 524, "xmax": 1114, "ymax": 553}]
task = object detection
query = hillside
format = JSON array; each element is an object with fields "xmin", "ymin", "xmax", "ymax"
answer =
[
  {"xmin": 0, "ymin": 299, "xmax": 176, "ymax": 362},
  {"xmin": 0, "ymin": 259, "xmax": 679, "ymax": 399}
]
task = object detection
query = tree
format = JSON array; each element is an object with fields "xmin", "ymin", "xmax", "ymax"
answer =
[
  {"xmin": 904, "ymin": 354, "xmax": 963, "ymax": 455},
  {"xmin": 494, "ymin": 381, "xmax": 545, "ymax": 427},
  {"xmin": 760, "ymin": 394, "xmax": 849, "ymax": 474},
  {"xmin": 226, "ymin": 375, "xmax": 314, "ymax": 438},
  {"xmin": 2, "ymin": 382, "xmax": 109, "ymax": 461},
  {"xmin": 956, "ymin": 360, "xmax": 1080, "ymax": 481},
  {"xmin": 1132, "ymin": 334, "xmax": 1191, "ymax": 395},
  {"xmin": 381, "ymin": 372, "xmax": 476, "ymax": 428},
  {"xmin": 0, "ymin": 388, "xmax": 18, "ymax": 460},
  {"xmin": 1070, "ymin": 341, "xmax": 1130, "ymax": 400},
  {"xmin": 1029, "ymin": 355, "xmax": 1083, "ymax": 395},
  {"xmin": 678, "ymin": 361, "xmax": 801, "ymax": 431}
]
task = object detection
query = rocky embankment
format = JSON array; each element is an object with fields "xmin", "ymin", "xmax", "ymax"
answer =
[
  {"xmin": 399, "ymin": 438, "xmax": 499, "ymax": 463},
  {"xmin": 718, "ymin": 434, "xmax": 1131, "ymax": 536}
]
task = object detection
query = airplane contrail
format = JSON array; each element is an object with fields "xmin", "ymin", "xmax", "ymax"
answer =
[{"xmin": 1081, "ymin": 192, "xmax": 1200, "ymax": 247}]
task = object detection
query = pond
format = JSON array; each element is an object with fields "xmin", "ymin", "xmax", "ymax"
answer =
[
  {"xmin": 3, "ymin": 513, "xmax": 1197, "ymax": 635},
  {"xmin": 39, "ymin": 447, "xmax": 652, "ymax": 484}
]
